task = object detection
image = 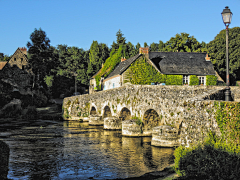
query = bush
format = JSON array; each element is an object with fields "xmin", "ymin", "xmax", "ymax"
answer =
[
  {"xmin": 206, "ymin": 75, "xmax": 217, "ymax": 85},
  {"xmin": 174, "ymin": 133, "xmax": 240, "ymax": 180},
  {"xmin": 189, "ymin": 75, "xmax": 199, "ymax": 85},
  {"xmin": 166, "ymin": 75, "xmax": 183, "ymax": 85}
]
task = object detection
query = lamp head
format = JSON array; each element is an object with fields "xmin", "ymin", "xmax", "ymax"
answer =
[{"xmin": 221, "ymin": 6, "xmax": 232, "ymax": 26}]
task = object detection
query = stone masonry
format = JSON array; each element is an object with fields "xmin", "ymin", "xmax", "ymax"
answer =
[{"xmin": 63, "ymin": 85, "xmax": 240, "ymax": 147}]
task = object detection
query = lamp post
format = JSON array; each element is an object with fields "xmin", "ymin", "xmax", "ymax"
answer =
[{"xmin": 221, "ymin": 6, "xmax": 232, "ymax": 101}]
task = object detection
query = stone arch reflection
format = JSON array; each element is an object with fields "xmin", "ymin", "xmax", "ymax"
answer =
[
  {"xmin": 143, "ymin": 109, "xmax": 160, "ymax": 134},
  {"xmin": 103, "ymin": 106, "xmax": 112, "ymax": 118},
  {"xmin": 119, "ymin": 107, "xmax": 131, "ymax": 121},
  {"xmin": 90, "ymin": 106, "xmax": 97, "ymax": 115}
]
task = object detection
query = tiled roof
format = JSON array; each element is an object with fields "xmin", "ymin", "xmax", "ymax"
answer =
[
  {"xmin": 105, "ymin": 54, "xmax": 141, "ymax": 79},
  {"xmin": 0, "ymin": 61, "xmax": 7, "ymax": 70},
  {"xmin": 149, "ymin": 52, "xmax": 216, "ymax": 75}
]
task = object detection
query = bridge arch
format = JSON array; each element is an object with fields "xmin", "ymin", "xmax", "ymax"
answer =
[
  {"xmin": 119, "ymin": 107, "xmax": 131, "ymax": 121},
  {"xmin": 142, "ymin": 109, "xmax": 160, "ymax": 133},
  {"xmin": 90, "ymin": 106, "xmax": 97, "ymax": 115},
  {"xmin": 102, "ymin": 106, "xmax": 112, "ymax": 118}
]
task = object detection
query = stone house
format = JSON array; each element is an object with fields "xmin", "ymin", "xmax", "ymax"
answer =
[
  {"xmin": 90, "ymin": 47, "xmax": 222, "ymax": 93},
  {"xmin": 0, "ymin": 47, "xmax": 32, "ymax": 94}
]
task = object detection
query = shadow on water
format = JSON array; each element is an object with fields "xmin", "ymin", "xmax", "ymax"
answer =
[{"xmin": 0, "ymin": 120, "xmax": 174, "ymax": 180}]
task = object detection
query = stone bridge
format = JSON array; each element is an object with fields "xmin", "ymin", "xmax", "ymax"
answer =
[{"xmin": 62, "ymin": 85, "xmax": 240, "ymax": 147}]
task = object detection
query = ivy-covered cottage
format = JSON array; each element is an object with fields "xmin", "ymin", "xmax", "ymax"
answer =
[
  {"xmin": 89, "ymin": 47, "xmax": 222, "ymax": 93},
  {"xmin": 0, "ymin": 47, "xmax": 32, "ymax": 94}
]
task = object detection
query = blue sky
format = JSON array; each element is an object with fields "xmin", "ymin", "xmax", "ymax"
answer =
[{"xmin": 1, "ymin": 0, "xmax": 240, "ymax": 56}]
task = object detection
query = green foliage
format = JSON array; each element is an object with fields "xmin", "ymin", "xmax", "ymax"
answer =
[
  {"xmin": 163, "ymin": 33, "xmax": 205, "ymax": 52},
  {"xmin": 214, "ymin": 101, "xmax": 240, "ymax": 144},
  {"xmin": 208, "ymin": 27, "xmax": 240, "ymax": 84},
  {"xmin": 189, "ymin": 75, "xmax": 199, "ymax": 85},
  {"xmin": 64, "ymin": 108, "xmax": 71, "ymax": 119},
  {"xmin": 94, "ymin": 45, "xmax": 123, "ymax": 85},
  {"xmin": 174, "ymin": 132, "xmax": 240, "ymax": 179},
  {"xmin": 44, "ymin": 75, "xmax": 54, "ymax": 87},
  {"xmin": 206, "ymin": 75, "xmax": 217, "ymax": 85},
  {"xmin": 0, "ymin": 53, "xmax": 11, "ymax": 61},
  {"xmin": 27, "ymin": 28, "xmax": 52, "ymax": 89},
  {"xmin": 125, "ymin": 56, "xmax": 166, "ymax": 84},
  {"xmin": 165, "ymin": 75, "xmax": 183, "ymax": 85}
]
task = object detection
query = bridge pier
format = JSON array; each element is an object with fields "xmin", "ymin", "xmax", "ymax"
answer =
[
  {"xmin": 151, "ymin": 126, "xmax": 180, "ymax": 147},
  {"xmin": 104, "ymin": 117, "xmax": 122, "ymax": 130},
  {"xmin": 89, "ymin": 115, "xmax": 104, "ymax": 125},
  {"xmin": 122, "ymin": 119, "xmax": 151, "ymax": 137}
]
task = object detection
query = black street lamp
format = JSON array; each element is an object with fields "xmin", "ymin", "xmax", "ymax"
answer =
[{"xmin": 221, "ymin": 6, "xmax": 233, "ymax": 101}]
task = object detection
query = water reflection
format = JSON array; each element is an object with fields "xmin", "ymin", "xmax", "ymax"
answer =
[{"xmin": 0, "ymin": 120, "xmax": 174, "ymax": 180}]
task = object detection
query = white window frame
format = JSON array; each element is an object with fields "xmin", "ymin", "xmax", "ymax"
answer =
[
  {"xmin": 183, "ymin": 75, "xmax": 189, "ymax": 85},
  {"xmin": 198, "ymin": 76, "xmax": 205, "ymax": 85}
]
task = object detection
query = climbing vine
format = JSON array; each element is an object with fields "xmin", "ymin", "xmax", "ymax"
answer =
[
  {"xmin": 124, "ymin": 56, "xmax": 166, "ymax": 84},
  {"xmin": 95, "ymin": 45, "xmax": 124, "ymax": 89},
  {"xmin": 189, "ymin": 75, "xmax": 199, "ymax": 85},
  {"xmin": 165, "ymin": 75, "xmax": 183, "ymax": 85},
  {"xmin": 206, "ymin": 75, "xmax": 217, "ymax": 85},
  {"xmin": 214, "ymin": 101, "xmax": 240, "ymax": 144}
]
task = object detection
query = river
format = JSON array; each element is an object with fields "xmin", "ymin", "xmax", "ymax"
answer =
[{"xmin": 0, "ymin": 119, "xmax": 174, "ymax": 180}]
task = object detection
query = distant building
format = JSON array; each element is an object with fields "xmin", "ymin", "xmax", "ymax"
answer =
[{"xmin": 0, "ymin": 47, "xmax": 32, "ymax": 94}]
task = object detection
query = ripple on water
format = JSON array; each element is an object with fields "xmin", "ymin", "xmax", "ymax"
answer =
[{"xmin": 1, "ymin": 120, "xmax": 174, "ymax": 180}]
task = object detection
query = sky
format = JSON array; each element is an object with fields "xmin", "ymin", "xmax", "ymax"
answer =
[{"xmin": 1, "ymin": 0, "xmax": 240, "ymax": 56}]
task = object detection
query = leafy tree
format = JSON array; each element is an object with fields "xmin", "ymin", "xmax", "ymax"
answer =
[
  {"xmin": 116, "ymin": 29, "xmax": 126, "ymax": 45},
  {"xmin": 27, "ymin": 28, "xmax": 52, "ymax": 89},
  {"xmin": 158, "ymin": 40, "xmax": 165, "ymax": 51},
  {"xmin": 0, "ymin": 53, "xmax": 10, "ymax": 61},
  {"xmin": 127, "ymin": 42, "xmax": 136, "ymax": 57},
  {"xmin": 87, "ymin": 41, "xmax": 109, "ymax": 79},
  {"xmin": 150, "ymin": 42, "xmax": 158, "ymax": 52},
  {"xmin": 144, "ymin": 42, "xmax": 148, "ymax": 47},
  {"xmin": 208, "ymin": 27, "xmax": 240, "ymax": 83},
  {"xmin": 163, "ymin": 33, "xmax": 203, "ymax": 52},
  {"xmin": 135, "ymin": 43, "xmax": 141, "ymax": 54}
]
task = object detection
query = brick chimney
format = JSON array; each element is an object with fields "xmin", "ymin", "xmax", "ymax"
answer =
[
  {"xmin": 20, "ymin": 47, "xmax": 27, "ymax": 55},
  {"xmin": 121, "ymin": 57, "xmax": 127, "ymax": 62},
  {"xmin": 139, "ymin": 47, "xmax": 149, "ymax": 54},
  {"xmin": 205, "ymin": 54, "xmax": 210, "ymax": 61}
]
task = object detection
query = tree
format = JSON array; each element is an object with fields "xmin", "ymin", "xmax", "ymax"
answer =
[
  {"xmin": 27, "ymin": 28, "xmax": 52, "ymax": 89},
  {"xmin": 150, "ymin": 42, "xmax": 158, "ymax": 52},
  {"xmin": 208, "ymin": 27, "xmax": 240, "ymax": 83},
  {"xmin": 0, "ymin": 53, "xmax": 11, "ymax": 61},
  {"xmin": 116, "ymin": 29, "xmax": 126, "ymax": 45},
  {"xmin": 163, "ymin": 33, "xmax": 203, "ymax": 52},
  {"xmin": 158, "ymin": 40, "xmax": 165, "ymax": 51},
  {"xmin": 144, "ymin": 42, "xmax": 148, "ymax": 47}
]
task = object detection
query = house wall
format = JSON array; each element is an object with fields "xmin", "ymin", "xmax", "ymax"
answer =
[
  {"xmin": 103, "ymin": 75, "xmax": 122, "ymax": 90},
  {"xmin": 8, "ymin": 49, "xmax": 28, "ymax": 70}
]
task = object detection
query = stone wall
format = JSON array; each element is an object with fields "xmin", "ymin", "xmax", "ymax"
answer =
[{"xmin": 63, "ymin": 85, "xmax": 240, "ymax": 147}]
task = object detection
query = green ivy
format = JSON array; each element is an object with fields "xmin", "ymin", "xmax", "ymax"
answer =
[
  {"xmin": 125, "ymin": 56, "xmax": 166, "ymax": 84},
  {"xmin": 189, "ymin": 75, "xmax": 199, "ymax": 85},
  {"xmin": 95, "ymin": 45, "xmax": 124, "ymax": 87},
  {"xmin": 165, "ymin": 75, "xmax": 183, "ymax": 85},
  {"xmin": 206, "ymin": 75, "xmax": 217, "ymax": 85},
  {"xmin": 214, "ymin": 101, "xmax": 240, "ymax": 144}
]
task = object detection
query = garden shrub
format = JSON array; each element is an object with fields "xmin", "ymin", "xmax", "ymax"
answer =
[
  {"xmin": 165, "ymin": 75, "xmax": 183, "ymax": 85},
  {"xmin": 174, "ymin": 132, "xmax": 240, "ymax": 180},
  {"xmin": 206, "ymin": 75, "xmax": 217, "ymax": 85},
  {"xmin": 189, "ymin": 75, "xmax": 199, "ymax": 85}
]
